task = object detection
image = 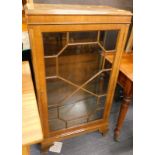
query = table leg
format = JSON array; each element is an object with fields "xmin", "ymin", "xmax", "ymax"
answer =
[
  {"xmin": 22, "ymin": 145, "xmax": 30, "ymax": 155},
  {"xmin": 114, "ymin": 81, "xmax": 132, "ymax": 141}
]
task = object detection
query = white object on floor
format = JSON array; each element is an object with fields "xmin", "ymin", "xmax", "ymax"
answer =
[{"xmin": 49, "ymin": 142, "xmax": 63, "ymax": 153}]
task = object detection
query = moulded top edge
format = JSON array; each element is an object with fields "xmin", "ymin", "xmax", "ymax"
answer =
[{"xmin": 25, "ymin": 3, "xmax": 132, "ymax": 16}]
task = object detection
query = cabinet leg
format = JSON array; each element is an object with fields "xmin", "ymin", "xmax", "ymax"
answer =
[
  {"xmin": 99, "ymin": 124, "xmax": 109, "ymax": 136},
  {"xmin": 41, "ymin": 142, "xmax": 54, "ymax": 152},
  {"xmin": 114, "ymin": 95, "xmax": 131, "ymax": 141}
]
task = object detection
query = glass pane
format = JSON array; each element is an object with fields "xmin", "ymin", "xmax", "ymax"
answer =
[
  {"xmin": 60, "ymin": 89, "xmax": 96, "ymax": 106},
  {"xmin": 67, "ymin": 118, "xmax": 87, "ymax": 128},
  {"xmin": 99, "ymin": 30, "xmax": 119, "ymax": 51},
  {"xmin": 69, "ymin": 31, "xmax": 97, "ymax": 43},
  {"xmin": 88, "ymin": 109, "xmax": 103, "ymax": 122},
  {"xmin": 99, "ymin": 96, "xmax": 106, "ymax": 108},
  {"xmin": 42, "ymin": 32, "xmax": 66, "ymax": 56},
  {"xmin": 84, "ymin": 71, "xmax": 111, "ymax": 95},
  {"xmin": 58, "ymin": 44, "xmax": 103, "ymax": 85},
  {"xmin": 44, "ymin": 58, "xmax": 56, "ymax": 77},
  {"xmin": 46, "ymin": 78, "xmax": 77, "ymax": 107},
  {"xmin": 48, "ymin": 108, "xmax": 57, "ymax": 120},
  {"xmin": 49, "ymin": 119, "xmax": 66, "ymax": 131},
  {"xmin": 104, "ymin": 54, "xmax": 115, "ymax": 69},
  {"xmin": 99, "ymin": 31, "xmax": 106, "ymax": 46},
  {"xmin": 48, "ymin": 89, "xmax": 98, "ymax": 131},
  {"xmin": 59, "ymin": 91, "xmax": 97, "ymax": 121}
]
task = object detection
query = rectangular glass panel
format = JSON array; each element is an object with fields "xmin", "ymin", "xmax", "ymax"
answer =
[
  {"xmin": 88, "ymin": 109, "xmax": 104, "ymax": 122},
  {"xmin": 69, "ymin": 31, "xmax": 97, "ymax": 43},
  {"xmin": 99, "ymin": 96, "xmax": 106, "ymax": 108},
  {"xmin": 48, "ymin": 108, "xmax": 57, "ymax": 120},
  {"xmin": 42, "ymin": 32, "xmax": 66, "ymax": 56},
  {"xmin": 99, "ymin": 30, "xmax": 119, "ymax": 51},
  {"xmin": 49, "ymin": 119, "xmax": 66, "ymax": 131},
  {"xmin": 45, "ymin": 58, "xmax": 56, "ymax": 77},
  {"xmin": 104, "ymin": 58, "xmax": 113, "ymax": 69},
  {"xmin": 67, "ymin": 118, "xmax": 88, "ymax": 128}
]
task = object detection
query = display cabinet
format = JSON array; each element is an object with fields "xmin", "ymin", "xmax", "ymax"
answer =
[{"xmin": 25, "ymin": 2, "xmax": 132, "ymax": 149}]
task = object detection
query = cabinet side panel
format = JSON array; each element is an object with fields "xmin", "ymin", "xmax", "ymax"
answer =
[{"xmin": 103, "ymin": 24, "xmax": 129, "ymax": 122}]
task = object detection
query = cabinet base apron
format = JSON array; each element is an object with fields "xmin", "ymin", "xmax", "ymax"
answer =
[{"xmin": 41, "ymin": 120, "xmax": 109, "ymax": 150}]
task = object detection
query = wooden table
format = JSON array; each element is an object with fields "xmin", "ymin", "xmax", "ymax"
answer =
[
  {"xmin": 22, "ymin": 61, "xmax": 43, "ymax": 155},
  {"xmin": 106, "ymin": 53, "xmax": 133, "ymax": 141},
  {"xmin": 22, "ymin": 13, "xmax": 30, "ymax": 51},
  {"xmin": 22, "ymin": 13, "xmax": 27, "ymax": 32}
]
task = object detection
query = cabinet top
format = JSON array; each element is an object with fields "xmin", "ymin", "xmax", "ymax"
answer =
[{"xmin": 25, "ymin": 3, "xmax": 132, "ymax": 16}]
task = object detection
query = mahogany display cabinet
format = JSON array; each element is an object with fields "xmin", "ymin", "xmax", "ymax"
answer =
[{"xmin": 25, "ymin": 2, "xmax": 132, "ymax": 149}]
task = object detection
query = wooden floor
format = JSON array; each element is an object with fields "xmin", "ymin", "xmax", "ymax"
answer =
[{"xmin": 30, "ymin": 89, "xmax": 133, "ymax": 155}]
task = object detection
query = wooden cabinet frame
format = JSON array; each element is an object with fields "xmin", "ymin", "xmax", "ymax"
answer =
[{"xmin": 26, "ymin": 3, "xmax": 132, "ymax": 149}]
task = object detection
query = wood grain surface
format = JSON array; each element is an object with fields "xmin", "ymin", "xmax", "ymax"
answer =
[
  {"xmin": 25, "ymin": 3, "xmax": 132, "ymax": 15},
  {"xmin": 106, "ymin": 53, "xmax": 133, "ymax": 81},
  {"xmin": 22, "ymin": 61, "xmax": 43, "ymax": 146}
]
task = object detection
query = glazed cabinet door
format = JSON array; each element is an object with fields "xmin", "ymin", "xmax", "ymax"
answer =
[
  {"xmin": 30, "ymin": 24, "xmax": 128, "ymax": 138},
  {"xmin": 43, "ymin": 30, "xmax": 118, "ymax": 131}
]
